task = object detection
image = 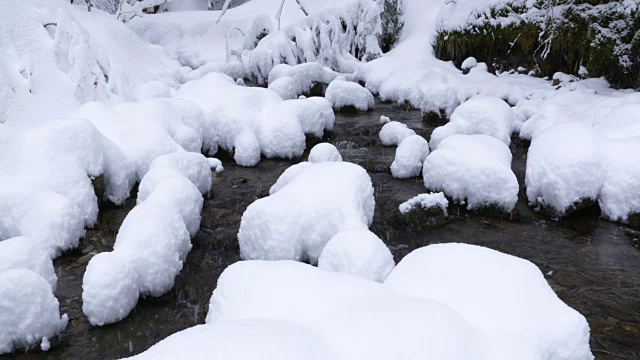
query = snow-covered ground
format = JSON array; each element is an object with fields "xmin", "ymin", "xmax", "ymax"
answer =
[{"xmin": 1, "ymin": 0, "xmax": 638, "ymax": 356}]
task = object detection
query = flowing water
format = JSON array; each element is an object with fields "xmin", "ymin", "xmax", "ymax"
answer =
[{"xmin": 4, "ymin": 99, "xmax": 639, "ymax": 360}]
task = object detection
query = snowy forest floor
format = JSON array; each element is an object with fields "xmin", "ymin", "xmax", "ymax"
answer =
[{"xmin": 5, "ymin": 98, "xmax": 638, "ymax": 360}]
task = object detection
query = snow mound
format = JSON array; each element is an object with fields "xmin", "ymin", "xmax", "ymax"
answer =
[
  {"xmin": 0, "ymin": 118, "xmax": 136, "ymax": 257},
  {"xmin": 379, "ymin": 121, "xmax": 416, "ymax": 146},
  {"xmin": 0, "ymin": 269, "xmax": 68, "ymax": 354},
  {"xmin": 308, "ymin": 143, "xmax": 342, "ymax": 163},
  {"xmin": 239, "ymin": 162, "xmax": 375, "ymax": 263},
  {"xmin": 0, "ymin": 237, "xmax": 57, "ymax": 291},
  {"xmin": 379, "ymin": 115, "xmax": 390, "ymax": 124},
  {"xmin": 125, "ymin": 321, "xmax": 329, "ymax": 360},
  {"xmin": 461, "ymin": 57, "xmax": 478, "ymax": 70},
  {"xmin": 399, "ymin": 192, "xmax": 449, "ymax": 216},
  {"xmin": 318, "ymin": 228, "xmax": 395, "ymax": 282},
  {"xmin": 82, "ymin": 151, "xmax": 214, "ymax": 325},
  {"xmin": 391, "ymin": 134, "xmax": 430, "ymax": 178},
  {"xmin": 325, "ymin": 77, "xmax": 375, "ymax": 111},
  {"xmin": 268, "ymin": 63, "xmax": 339, "ymax": 98},
  {"xmin": 526, "ymin": 122, "xmax": 605, "ymax": 214},
  {"xmin": 519, "ymin": 104, "xmax": 572, "ymax": 140},
  {"xmin": 385, "ymin": 243, "xmax": 593, "ymax": 360},
  {"xmin": 430, "ymin": 97, "xmax": 516, "ymax": 149},
  {"xmin": 175, "ymin": 72, "xmax": 332, "ymax": 166},
  {"xmin": 206, "ymin": 260, "xmax": 476, "ymax": 360},
  {"xmin": 423, "ymin": 134, "xmax": 518, "ymax": 212}
]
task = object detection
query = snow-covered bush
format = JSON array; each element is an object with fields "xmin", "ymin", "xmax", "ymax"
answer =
[
  {"xmin": 317, "ymin": 228, "xmax": 395, "ymax": 282},
  {"xmin": 239, "ymin": 162, "xmax": 375, "ymax": 263},
  {"xmin": 241, "ymin": 0, "xmax": 383, "ymax": 83},
  {"xmin": 423, "ymin": 134, "xmax": 518, "ymax": 212},
  {"xmin": 391, "ymin": 134, "xmax": 429, "ymax": 178}
]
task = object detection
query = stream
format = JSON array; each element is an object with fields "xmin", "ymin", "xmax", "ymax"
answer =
[{"xmin": 4, "ymin": 98, "xmax": 640, "ymax": 360}]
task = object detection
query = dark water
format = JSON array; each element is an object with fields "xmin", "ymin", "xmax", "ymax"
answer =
[{"xmin": 4, "ymin": 99, "xmax": 640, "ymax": 360}]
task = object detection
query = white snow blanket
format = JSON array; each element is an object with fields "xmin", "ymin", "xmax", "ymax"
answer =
[
  {"xmin": 239, "ymin": 162, "xmax": 375, "ymax": 264},
  {"xmin": 391, "ymin": 134, "xmax": 430, "ymax": 178},
  {"xmin": 423, "ymin": 134, "xmax": 518, "ymax": 212}
]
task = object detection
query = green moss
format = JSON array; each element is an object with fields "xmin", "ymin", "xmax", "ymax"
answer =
[
  {"xmin": 388, "ymin": 205, "xmax": 448, "ymax": 230},
  {"xmin": 434, "ymin": 1, "xmax": 640, "ymax": 89}
]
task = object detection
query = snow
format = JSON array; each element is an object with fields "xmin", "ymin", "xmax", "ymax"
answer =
[
  {"xmin": 0, "ymin": 237, "xmax": 57, "ymax": 291},
  {"xmin": 318, "ymin": 228, "xmax": 395, "ymax": 282},
  {"xmin": 239, "ymin": 162, "xmax": 375, "ymax": 263},
  {"xmin": 125, "ymin": 321, "xmax": 330, "ymax": 360},
  {"xmin": 175, "ymin": 72, "xmax": 332, "ymax": 166},
  {"xmin": 82, "ymin": 151, "xmax": 215, "ymax": 326},
  {"xmin": 385, "ymin": 243, "xmax": 593, "ymax": 360},
  {"xmin": 399, "ymin": 192, "xmax": 449, "ymax": 216},
  {"xmin": 268, "ymin": 63, "xmax": 339, "ymax": 98},
  {"xmin": 430, "ymin": 97, "xmax": 517, "ymax": 149},
  {"xmin": 390, "ymin": 134, "xmax": 430, "ymax": 178},
  {"xmin": 526, "ymin": 122, "xmax": 606, "ymax": 215},
  {"xmin": 461, "ymin": 57, "xmax": 478, "ymax": 70},
  {"xmin": 325, "ymin": 77, "xmax": 375, "ymax": 111},
  {"xmin": 0, "ymin": 269, "xmax": 68, "ymax": 354},
  {"xmin": 308, "ymin": 143, "xmax": 343, "ymax": 163},
  {"xmin": 379, "ymin": 115, "xmax": 390, "ymax": 124},
  {"xmin": 379, "ymin": 121, "xmax": 416, "ymax": 146},
  {"xmin": 423, "ymin": 134, "xmax": 518, "ymax": 212}
]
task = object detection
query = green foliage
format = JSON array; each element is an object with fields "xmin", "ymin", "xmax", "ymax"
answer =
[
  {"xmin": 434, "ymin": 0, "xmax": 640, "ymax": 89},
  {"xmin": 379, "ymin": 0, "xmax": 403, "ymax": 53}
]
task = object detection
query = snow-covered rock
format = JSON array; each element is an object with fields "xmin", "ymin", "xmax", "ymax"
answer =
[
  {"xmin": 430, "ymin": 97, "xmax": 516, "ymax": 149},
  {"xmin": 268, "ymin": 63, "xmax": 339, "ymax": 98},
  {"xmin": 125, "ymin": 321, "xmax": 329, "ymax": 360},
  {"xmin": 519, "ymin": 104, "xmax": 572, "ymax": 140},
  {"xmin": 0, "ymin": 237, "xmax": 57, "ymax": 291},
  {"xmin": 239, "ymin": 162, "xmax": 375, "ymax": 263},
  {"xmin": 461, "ymin": 57, "xmax": 478, "ymax": 70},
  {"xmin": 385, "ymin": 243, "xmax": 593, "ymax": 360},
  {"xmin": 399, "ymin": 192, "xmax": 449, "ymax": 216},
  {"xmin": 423, "ymin": 134, "xmax": 518, "ymax": 212},
  {"xmin": 82, "ymin": 151, "xmax": 215, "ymax": 326},
  {"xmin": 379, "ymin": 121, "xmax": 416, "ymax": 146},
  {"xmin": 325, "ymin": 78, "xmax": 375, "ymax": 112},
  {"xmin": 175, "ymin": 72, "xmax": 332, "ymax": 166},
  {"xmin": 525, "ymin": 122, "xmax": 605, "ymax": 215},
  {"xmin": 379, "ymin": 115, "xmax": 391, "ymax": 124},
  {"xmin": 308, "ymin": 143, "xmax": 342, "ymax": 163},
  {"xmin": 0, "ymin": 269, "xmax": 68, "ymax": 354},
  {"xmin": 318, "ymin": 229, "xmax": 395, "ymax": 282},
  {"xmin": 390, "ymin": 135, "xmax": 430, "ymax": 178}
]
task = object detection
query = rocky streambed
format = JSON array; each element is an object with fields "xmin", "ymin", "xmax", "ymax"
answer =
[{"xmin": 4, "ymin": 98, "xmax": 639, "ymax": 360}]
